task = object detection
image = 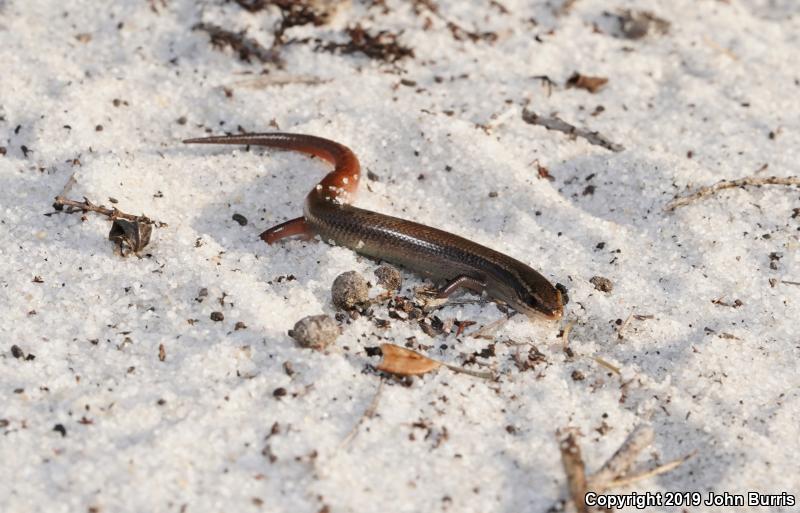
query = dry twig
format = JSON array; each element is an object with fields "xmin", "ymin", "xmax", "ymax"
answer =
[
  {"xmin": 54, "ymin": 196, "xmax": 155, "ymax": 224},
  {"xmin": 558, "ymin": 429, "xmax": 589, "ymax": 513},
  {"xmin": 522, "ymin": 109, "xmax": 624, "ymax": 152},
  {"xmin": 591, "ymin": 355, "xmax": 620, "ymax": 375},
  {"xmin": 230, "ymin": 75, "xmax": 331, "ymax": 89},
  {"xmin": 340, "ymin": 379, "xmax": 384, "ymax": 448},
  {"xmin": 665, "ymin": 175, "xmax": 800, "ymax": 211},
  {"xmin": 52, "ymin": 174, "xmax": 161, "ymax": 255},
  {"xmin": 589, "ymin": 424, "xmax": 654, "ymax": 489},
  {"xmin": 470, "ymin": 314, "xmax": 513, "ymax": 339},
  {"xmin": 561, "ymin": 320, "xmax": 576, "ymax": 348},
  {"xmin": 553, "ymin": 424, "xmax": 694, "ymax": 511},
  {"xmin": 601, "ymin": 451, "xmax": 697, "ymax": 489}
]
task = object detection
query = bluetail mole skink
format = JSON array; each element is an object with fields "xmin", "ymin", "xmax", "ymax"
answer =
[{"xmin": 184, "ymin": 133, "xmax": 564, "ymax": 320}]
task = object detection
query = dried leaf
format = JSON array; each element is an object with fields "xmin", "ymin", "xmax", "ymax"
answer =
[
  {"xmin": 377, "ymin": 343, "xmax": 441, "ymax": 376},
  {"xmin": 109, "ymin": 218, "xmax": 152, "ymax": 255}
]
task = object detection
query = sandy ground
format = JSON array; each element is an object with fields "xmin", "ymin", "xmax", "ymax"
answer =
[{"xmin": 1, "ymin": 1, "xmax": 799, "ymax": 512}]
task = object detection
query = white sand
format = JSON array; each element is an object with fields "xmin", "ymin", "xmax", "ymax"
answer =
[{"xmin": 1, "ymin": 1, "xmax": 799, "ymax": 512}]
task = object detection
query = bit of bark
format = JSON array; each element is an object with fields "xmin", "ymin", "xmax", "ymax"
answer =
[
  {"xmin": 665, "ymin": 175, "xmax": 800, "ymax": 211},
  {"xmin": 566, "ymin": 72, "xmax": 608, "ymax": 93},
  {"xmin": 522, "ymin": 109, "xmax": 624, "ymax": 152},
  {"xmin": 193, "ymin": 23, "xmax": 282, "ymax": 64}
]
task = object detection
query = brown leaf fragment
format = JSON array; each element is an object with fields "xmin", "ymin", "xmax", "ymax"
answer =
[
  {"xmin": 377, "ymin": 343, "xmax": 442, "ymax": 376},
  {"xmin": 566, "ymin": 72, "xmax": 608, "ymax": 93},
  {"xmin": 158, "ymin": 343, "xmax": 166, "ymax": 362},
  {"xmin": 535, "ymin": 161, "xmax": 554, "ymax": 181},
  {"xmin": 109, "ymin": 218, "xmax": 152, "ymax": 256}
]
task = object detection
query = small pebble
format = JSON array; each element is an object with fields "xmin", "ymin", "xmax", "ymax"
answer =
[
  {"xmin": 288, "ymin": 314, "xmax": 340, "ymax": 349},
  {"xmin": 232, "ymin": 213, "xmax": 248, "ymax": 226},
  {"xmin": 331, "ymin": 271, "xmax": 369, "ymax": 309},
  {"xmin": 374, "ymin": 265, "xmax": 402, "ymax": 291},
  {"xmin": 273, "ymin": 387, "xmax": 287, "ymax": 398},
  {"xmin": 590, "ymin": 276, "xmax": 613, "ymax": 293},
  {"xmin": 10, "ymin": 345, "xmax": 24, "ymax": 359},
  {"xmin": 210, "ymin": 311, "xmax": 225, "ymax": 322}
]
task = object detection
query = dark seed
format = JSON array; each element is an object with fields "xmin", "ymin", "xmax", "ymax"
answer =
[
  {"xmin": 232, "ymin": 213, "xmax": 248, "ymax": 226},
  {"xmin": 210, "ymin": 311, "xmax": 225, "ymax": 322}
]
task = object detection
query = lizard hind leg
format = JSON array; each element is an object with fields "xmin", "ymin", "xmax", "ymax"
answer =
[
  {"xmin": 437, "ymin": 274, "xmax": 487, "ymax": 298},
  {"xmin": 260, "ymin": 216, "xmax": 314, "ymax": 244}
]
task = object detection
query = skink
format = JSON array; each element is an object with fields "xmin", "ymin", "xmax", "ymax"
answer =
[{"xmin": 184, "ymin": 132, "xmax": 564, "ymax": 320}]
